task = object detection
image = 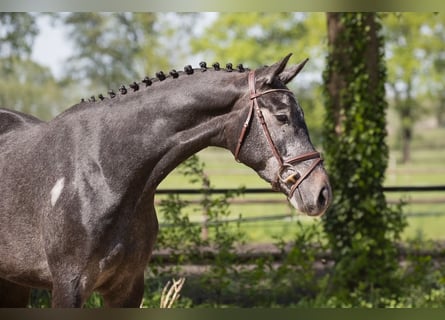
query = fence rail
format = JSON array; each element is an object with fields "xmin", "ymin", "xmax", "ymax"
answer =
[
  {"xmin": 152, "ymin": 187, "xmax": 445, "ymax": 266},
  {"xmin": 155, "ymin": 185, "xmax": 445, "ymax": 227},
  {"xmin": 156, "ymin": 185, "xmax": 445, "ymax": 195}
]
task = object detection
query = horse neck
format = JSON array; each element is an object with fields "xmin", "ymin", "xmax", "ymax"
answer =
[{"xmin": 93, "ymin": 72, "xmax": 244, "ymax": 194}]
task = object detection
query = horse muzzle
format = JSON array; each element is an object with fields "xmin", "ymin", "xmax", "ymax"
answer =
[{"xmin": 286, "ymin": 168, "xmax": 332, "ymax": 217}]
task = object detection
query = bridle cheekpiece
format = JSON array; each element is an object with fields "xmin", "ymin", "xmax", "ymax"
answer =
[{"xmin": 234, "ymin": 70, "xmax": 322, "ymax": 198}]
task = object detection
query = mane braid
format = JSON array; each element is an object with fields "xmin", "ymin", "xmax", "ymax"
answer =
[
  {"xmin": 129, "ymin": 82, "xmax": 139, "ymax": 91},
  {"xmin": 80, "ymin": 60, "xmax": 250, "ymax": 104},
  {"xmin": 119, "ymin": 85, "xmax": 127, "ymax": 95}
]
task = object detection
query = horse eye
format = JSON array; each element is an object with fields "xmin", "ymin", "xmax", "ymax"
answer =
[{"xmin": 275, "ymin": 114, "xmax": 289, "ymax": 124}]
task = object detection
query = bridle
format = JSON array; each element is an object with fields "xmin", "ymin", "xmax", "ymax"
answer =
[{"xmin": 234, "ymin": 70, "xmax": 322, "ymax": 198}]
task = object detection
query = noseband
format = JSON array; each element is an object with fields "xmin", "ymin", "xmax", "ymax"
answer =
[{"xmin": 234, "ymin": 70, "xmax": 322, "ymax": 198}]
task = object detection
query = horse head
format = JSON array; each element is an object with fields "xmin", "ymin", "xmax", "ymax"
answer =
[{"xmin": 226, "ymin": 54, "xmax": 332, "ymax": 217}]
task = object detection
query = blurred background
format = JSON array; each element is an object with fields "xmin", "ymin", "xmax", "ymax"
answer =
[
  {"xmin": 2, "ymin": 12, "xmax": 443, "ymax": 240},
  {"xmin": 2, "ymin": 12, "xmax": 445, "ymax": 307}
]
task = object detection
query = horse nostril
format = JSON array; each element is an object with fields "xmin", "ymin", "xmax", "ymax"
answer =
[{"xmin": 318, "ymin": 186, "xmax": 330, "ymax": 208}]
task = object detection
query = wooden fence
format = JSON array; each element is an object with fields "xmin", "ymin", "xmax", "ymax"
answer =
[{"xmin": 155, "ymin": 185, "xmax": 445, "ymax": 226}]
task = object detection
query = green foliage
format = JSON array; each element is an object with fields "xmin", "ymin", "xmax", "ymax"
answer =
[
  {"xmin": 0, "ymin": 13, "xmax": 65, "ymax": 120},
  {"xmin": 154, "ymin": 13, "xmax": 202, "ymax": 68},
  {"xmin": 1, "ymin": 13, "xmax": 175, "ymax": 119},
  {"xmin": 191, "ymin": 13, "xmax": 308, "ymax": 65},
  {"xmin": 144, "ymin": 154, "xmax": 246, "ymax": 306},
  {"xmin": 190, "ymin": 12, "xmax": 327, "ymax": 146},
  {"xmin": 0, "ymin": 13, "xmax": 38, "ymax": 72},
  {"xmin": 0, "ymin": 57, "xmax": 65, "ymax": 120},
  {"xmin": 145, "ymin": 155, "xmax": 330, "ymax": 307},
  {"xmin": 30, "ymin": 287, "xmax": 104, "ymax": 308},
  {"xmin": 383, "ymin": 13, "xmax": 444, "ymax": 161},
  {"xmin": 428, "ymin": 14, "xmax": 445, "ymax": 127},
  {"xmin": 63, "ymin": 13, "xmax": 137, "ymax": 89},
  {"xmin": 60, "ymin": 13, "xmax": 168, "ymax": 93},
  {"xmin": 322, "ymin": 13, "xmax": 407, "ymax": 300}
]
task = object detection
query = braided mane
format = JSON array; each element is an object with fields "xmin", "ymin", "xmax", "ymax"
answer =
[{"xmin": 81, "ymin": 62, "xmax": 250, "ymax": 104}]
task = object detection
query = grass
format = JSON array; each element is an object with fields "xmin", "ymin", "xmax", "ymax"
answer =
[
  {"xmin": 385, "ymin": 126, "xmax": 445, "ymax": 240},
  {"xmin": 156, "ymin": 126, "xmax": 445, "ymax": 242}
]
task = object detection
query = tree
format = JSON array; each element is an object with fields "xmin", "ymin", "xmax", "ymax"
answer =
[
  {"xmin": 383, "ymin": 13, "xmax": 438, "ymax": 162},
  {"xmin": 422, "ymin": 13, "xmax": 445, "ymax": 127},
  {"xmin": 190, "ymin": 12, "xmax": 327, "ymax": 144},
  {"xmin": 60, "ymin": 13, "xmax": 168, "ymax": 95},
  {"xmin": 154, "ymin": 13, "xmax": 202, "ymax": 66},
  {"xmin": 191, "ymin": 13, "xmax": 312, "ymax": 64},
  {"xmin": 0, "ymin": 13, "xmax": 65, "ymax": 120},
  {"xmin": 0, "ymin": 57, "xmax": 65, "ymax": 120},
  {"xmin": 0, "ymin": 13, "xmax": 38, "ymax": 72},
  {"xmin": 322, "ymin": 13, "xmax": 406, "ymax": 301}
]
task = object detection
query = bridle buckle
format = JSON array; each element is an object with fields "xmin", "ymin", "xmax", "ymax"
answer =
[{"xmin": 278, "ymin": 164, "xmax": 300, "ymax": 184}]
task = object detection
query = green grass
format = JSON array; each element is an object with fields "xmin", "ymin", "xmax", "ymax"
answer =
[
  {"xmin": 385, "ymin": 127, "xmax": 445, "ymax": 240},
  {"xmin": 386, "ymin": 144, "xmax": 445, "ymax": 240},
  {"xmin": 157, "ymin": 147, "xmax": 300, "ymax": 242},
  {"xmin": 156, "ymin": 127, "xmax": 445, "ymax": 242}
]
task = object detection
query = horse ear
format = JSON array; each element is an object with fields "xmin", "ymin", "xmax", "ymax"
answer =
[
  {"xmin": 278, "ymin": 58, "xmax": 309, "ymax": 84},
  {"xmin": 262, "ymin": 53, "xmax": 293, "ymax": 85}
]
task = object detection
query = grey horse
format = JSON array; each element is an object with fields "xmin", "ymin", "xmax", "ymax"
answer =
[{"xmin": 0, "ymin": 54, "xmax": 331, "ymax": 307}]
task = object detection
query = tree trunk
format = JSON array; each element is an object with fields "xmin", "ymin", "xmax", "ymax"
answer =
[
  {"xmin": 322, "ymin": 12, "xmax": 405, "ymax": 295},
  {"xmin": 325, "ymin": 13, "xmax": 380, "ymax": 135},
  {"xmin": 401, "ymin": 81, "xmax": 413, "ymax": 163},
  {"xmin": 325, "ymin": 13, "xmax": 345, "ymax": 136}
]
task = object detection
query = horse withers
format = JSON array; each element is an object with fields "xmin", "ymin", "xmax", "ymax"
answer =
[{"xmin": 0, "ymin": 54, "xmax": 331, "ymax": 307}]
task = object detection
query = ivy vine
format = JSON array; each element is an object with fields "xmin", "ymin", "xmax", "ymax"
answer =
[{"xmin": 322, "ymin": 13, "xmax": 406, "ymax": 300}]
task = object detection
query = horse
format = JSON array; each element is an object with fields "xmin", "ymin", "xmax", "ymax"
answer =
[
  {"xmin": 0, "ymin": 54, "xmax": 331, "ymax": 307},
  {"xmin": 0, "ymin": 108, "xmax": 43, "ymax": 134}
]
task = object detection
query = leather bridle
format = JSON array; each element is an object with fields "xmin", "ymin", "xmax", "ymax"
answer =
[{"xmin": 234, "ymin": 70, "xmax": 322, "ymax": 198}]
